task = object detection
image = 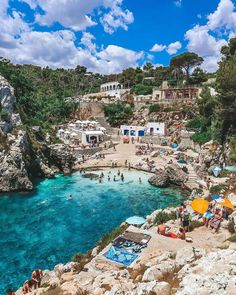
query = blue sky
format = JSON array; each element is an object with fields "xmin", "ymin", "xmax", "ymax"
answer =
[{"xmin": 0, "ymin": 0, "xmax": 236, "ymax": 73}]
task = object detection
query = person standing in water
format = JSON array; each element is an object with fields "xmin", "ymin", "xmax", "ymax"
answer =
[
  {"xmin": 121, "ymin": 173, "xmax": 124, "ymax": 181},
  {"xmin": 139, "ymin": 177, "xmax": 142, "ymax": 184},
  {"xmin": 113, "ymin": 175, "xmax": 116, "ymax": 181},
  {"xmin": 117, "ymin": 170, "xmax": 120, "ymax": 176},
  {"xmin": 98, "ymin": 176, "xmax": 102, "ymax": 183},
  {"xmin": 108, "ymin": 175, "xmax": 110, "ymax": 181}
]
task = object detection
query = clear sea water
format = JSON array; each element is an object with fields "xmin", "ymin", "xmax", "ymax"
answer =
[{"xmin": 0, "ymin": 169, "xmax": 185, "ymax": 293}]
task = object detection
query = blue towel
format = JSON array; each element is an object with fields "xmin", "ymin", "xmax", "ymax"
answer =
[{"xmin": 104, "ymin": 246, "xmax": 139, "ymax": 266}]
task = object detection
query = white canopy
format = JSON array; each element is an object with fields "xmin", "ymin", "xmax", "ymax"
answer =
[
  {"xmin": 70, "ymin": 132, "xmax": 78, "ymax": 137},
  {"xmin": 84, "ymin": 131, "xmax": 104, "ymax": 136}
]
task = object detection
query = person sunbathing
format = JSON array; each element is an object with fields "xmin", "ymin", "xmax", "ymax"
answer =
[{"xmin": 157, "ymin": 224, "xmax": 171, "ymax": 236}]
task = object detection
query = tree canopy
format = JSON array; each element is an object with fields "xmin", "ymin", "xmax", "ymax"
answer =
[{"xmin": 170, "ymin": 52, "xmax": 204, "ymax": 85}]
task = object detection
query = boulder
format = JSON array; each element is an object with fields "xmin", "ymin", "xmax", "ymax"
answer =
[
  {"xmin": 148, "ymin": 164, "xmax": 187, "ymax": 188},
  {"xmin": 136, "ymin": 281, "xmax": 171, "ymax": 295},
  {"xmin": 148, "ymin": 173, "xmax": 169, "ymax": 188}
]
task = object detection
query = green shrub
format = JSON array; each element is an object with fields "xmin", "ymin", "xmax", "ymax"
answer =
[
  {"xmin": 0, "ymin": 109, "xmax": 9, "ymax": 121},
  {"xmin": 97, "ymin": 224, "xmax": 128, "ymax": 252},
  {"xmin": 163, "ymin": 107, "xmax": 173, "ymax": 113},
  {"xmin": 131, "ymin": 84, "xmax": 153, "ymax": 95},
  {"xmin": 153, "ymin": 211, "xmax": 176, "ymax": 225},
  {"xmin": 149, "ymin": 104, "xmax": 161, "ymax": 113},
  {"xmin": 210, "ymin": 184, "xmax": 227, "ymax": 195},
  {"xmin": 189, "ymin": 220, "xmax": 204, "ymax": 231},
  {"xmin": 191, "ymin": 130, "xmax": 212, "ymax": 144},
  {"xmin": 228, "ymin": 219, "xmax": 235, "ymax": 234},
  {"xmin": 104, "ymin": 103, "xmax": 133, "ymax": 127},
  {"xmin": 186, "ymin": 117, "xmax": 204, "ymax": 129}
]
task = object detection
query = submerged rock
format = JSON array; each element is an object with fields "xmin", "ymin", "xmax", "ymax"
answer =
[{"xmin": 82, "ymin": 172, "xmax": 99, "ymax": 179}]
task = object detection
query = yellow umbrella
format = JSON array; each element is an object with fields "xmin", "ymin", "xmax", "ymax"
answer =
[
  {"xmin": 191, "ymin": 199, "xmax": 209, "ymax": 214},
  {"xmin": 218, "ymin": 199, "xmax": 234, "ymax": 210}
]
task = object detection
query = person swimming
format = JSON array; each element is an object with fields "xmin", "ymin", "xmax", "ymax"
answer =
[{"xmin": 67, "ymin": 194, "xmax": 73, "ymax": 200}]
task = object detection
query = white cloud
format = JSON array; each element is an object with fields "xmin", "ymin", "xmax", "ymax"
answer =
[
  {"xmin": 20, "ymin": 0, "xmax": 134, "ymax": 33},
  {"xmin": 100, "ymin": 0, "xmax": 134, "ymax": 34},
  {"xmin": 174, "ymin": 0, "xmax": 182, "ymax": 8},
  {"xmin": 207, "ymin": 0, "xmax": 236, "ymax": 31},
  {"xmin": 184, "ymin": 0, "xmax": 236, "ymax": 72},
  {"xmin": 185, "ymin": 25, "xmax": 227, "ymax": 57},
  {"xmin": 150, "ymin": 43, "xmax": 166, "ymax": 52},
  {"xmin": 80, "ymin": 32, "xmax": 97, "ymax": 53},
  {"xmin": 166, "ymin": 41, "xmax": 182, "ymax": 54}
]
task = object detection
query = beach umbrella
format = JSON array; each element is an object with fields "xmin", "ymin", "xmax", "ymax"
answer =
[
  {"xmin": 211, "ymin": 166, "xmax": 222, "ymax": 177},
  {"xmin": 191, "ymin": 199, "xmax": 209, "ymax": 215},
  {"xmin": 211, "ymin": 195, "xmax": 221, "ymax": 200},
  {"xmin": 224, "ymin": 166, "xmax": 236, "ymax": 172},
  {"xmin": 218, "ymin": 199, "xmax": 234, "ymax": 210},
  {"xmin": 177, "ymin": 159, "xmax": 187, "ymax": 164},
  {"xmin": 125, "ymin": 216, "xmax": 146, "ymax": 225}
]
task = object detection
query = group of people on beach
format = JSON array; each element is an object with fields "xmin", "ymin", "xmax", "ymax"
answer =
[
  {"xmin": 157, "ymin": 204, "xmax": 191, "ymax": 241},
  {"xmin": 203, "ymin": 200, "xmax": 233, "ymax": 233}
]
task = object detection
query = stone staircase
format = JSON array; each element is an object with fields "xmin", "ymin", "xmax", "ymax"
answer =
[
  {"xmin": 185, "ymin": 166, "xmax": 199, "ymax": 190},
  {"xmin": 95, "ymin": 116, "xmax": 114, "ymax": 134}
]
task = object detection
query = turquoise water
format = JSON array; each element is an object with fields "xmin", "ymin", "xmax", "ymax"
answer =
[{"xmin": 0, "ymin": 169, "xmax": 184, "ymax": 293}]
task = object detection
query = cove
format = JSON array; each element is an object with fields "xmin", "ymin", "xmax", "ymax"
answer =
[{"xmin": 0, "ymin": 169, "xmax": 185, "ymax": 293}]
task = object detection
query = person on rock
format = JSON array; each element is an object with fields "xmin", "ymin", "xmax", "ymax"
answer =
[
  {"xmin": 32, "ymin": 269, "xmax": 43, "ymax": 288},
  {"xmin": 7, "ymin": 289, "xmax": 15, "ymax": 295}
]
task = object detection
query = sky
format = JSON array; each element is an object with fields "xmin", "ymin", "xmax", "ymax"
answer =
[{"xmin": 0, "ymin": 0, "xmax": 236, "ymax": 74}]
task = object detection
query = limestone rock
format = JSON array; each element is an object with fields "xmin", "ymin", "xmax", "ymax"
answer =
[
  {"xmin": 136, "ymin": 281, "xmax": 171, "ymax": 295},
  {"xmin": 148, "ymin": 164, "xmax": 187, "ymax": 188},
  {"xmin": 149, "ymin": 173, "xmax": 169, "ymax": 188},
  {"xmin": 176, "ymin": 249, "xmax": 236, "ymax": 295}
]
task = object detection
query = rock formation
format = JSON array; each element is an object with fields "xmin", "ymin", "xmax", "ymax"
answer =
[
  {"xmin": 0, "ymin": 76, "xmax": 76, "ymax": 192},
  {"xmin": 149, "ymin": 164, "xmax": 187, "ymax": 188}
]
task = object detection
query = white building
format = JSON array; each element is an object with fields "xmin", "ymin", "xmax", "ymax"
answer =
[
  {"xmin": 100, "ymin": 81, "xmax": 124, "ymax": 92},
  {"xmin": 81, "ymin": 130, "xmax": 104, "ymax": 145},
  {"xmin": 146, "ymin": 122, "xmax": 166, "ymax": 136},
  {"xmin": 120, "ymin": 122, "xmax": 166, "ymax": 137},
  {"xmin": 120, "ymin": 125, "xmax": 146, "ymax": 137}
]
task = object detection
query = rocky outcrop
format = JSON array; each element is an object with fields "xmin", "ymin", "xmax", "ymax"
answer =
[
  {"xmin": 47, "ymin": 144, "xmax": 76, "ymax": 175},
  {"xmin": 149, "ymin": 164, "xmax": 187, "ymax": 188},
  {"xmin": 0, "ymin": 76, "xmax": 76, "ymax": 192},
  {"xmin": 0, "ymin": 75, "xmax": 22, "ymax": 133},
  {"xmin": 0, "ymin": 130, "xmax": 33, "ymax": 192}
]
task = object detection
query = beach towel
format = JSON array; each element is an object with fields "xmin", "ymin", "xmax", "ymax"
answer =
[{"xmin": 104, "ymin": 246, "xmax": 139, "ymax": 266}]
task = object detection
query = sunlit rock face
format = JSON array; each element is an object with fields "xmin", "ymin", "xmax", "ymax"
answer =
[{"xmin": 0, "ymin": 75, "xmax": 22, "ymax": 133}]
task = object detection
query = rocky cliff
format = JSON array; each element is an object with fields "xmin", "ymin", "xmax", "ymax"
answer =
[{"xmin": 0, "ymin": 75, "xmax": 75, "ymax": 193}]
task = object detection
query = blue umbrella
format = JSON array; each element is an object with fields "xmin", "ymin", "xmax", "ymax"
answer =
[
  {"xmin": 126, "ymin": 216, "xmax": 146, "ymax": 225},
  {"xmin": 211, "ymin": 166, "xmax": 222, "ymax": 177},
  {"xmin": 211, "ymin": 195, "xmax": 221, "ymax": 200},
  {"xmin": 224, "ymin": 166, "xmax": 236, "ymax": 172}
]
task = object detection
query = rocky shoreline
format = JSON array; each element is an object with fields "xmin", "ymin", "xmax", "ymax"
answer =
[{"xmin": 14, "ymin": 205, "xmax": 236, "ymax": 295}]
